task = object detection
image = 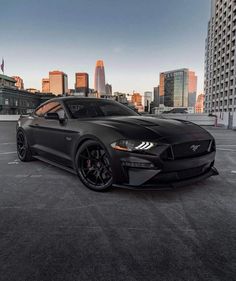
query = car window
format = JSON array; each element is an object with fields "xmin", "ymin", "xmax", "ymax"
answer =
[
  {"xmin": 65, "ymin": 99, "xmax": 138, "ymax": 118},
  {"xmin": 35, "ymin": 102, "xmax": 61, "ymax": 117},
  {"xmin": 48, "ymin": 105, "xmax": 66, "ymax": 119}
]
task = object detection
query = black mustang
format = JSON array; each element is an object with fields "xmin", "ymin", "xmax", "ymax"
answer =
[{"xmin": 16, "ymin": 97, "xmax": 218, "ymax": 191}]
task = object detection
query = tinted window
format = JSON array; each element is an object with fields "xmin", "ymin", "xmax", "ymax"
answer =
[
  {"xmin": 65, "ymin": 99, "xmax": 139, "ymax": 118},
  {"xmin": 48, "ymin": 105, "xmax": 66, "ymax": 119},
  {"xmin": 35, "ymin": 102, "xmax": 61, "ymax": 117}
]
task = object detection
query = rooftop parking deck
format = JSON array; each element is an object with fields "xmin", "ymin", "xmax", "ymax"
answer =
[{"xmin": 0, "ymin": 122, "xmax": 236, "ymax": 281}]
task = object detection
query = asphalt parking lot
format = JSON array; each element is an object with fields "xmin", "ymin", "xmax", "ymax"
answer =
[{"xmin": 0, "ymin": 122, "xmax": 236, "ymax": 281}]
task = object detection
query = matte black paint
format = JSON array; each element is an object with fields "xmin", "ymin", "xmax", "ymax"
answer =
[{"xmin": 17, "ymin": 97, "xmax": 218, "ymax": 189}]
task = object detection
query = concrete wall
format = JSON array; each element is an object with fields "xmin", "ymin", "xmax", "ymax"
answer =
[
  {"xmin": 233, "ymin": 114, "xmax": 236, "ymax": 130},
  {"xmin": 0, "ymin": 115, "xmax": 20, "ymax": 121},
  {"xmin": 159, "ymin": 113, "xmax": 216, "ymax": 126},
  {"xmin": 215, "ymin": 112, "xmax": 229, "ymax": 128}
]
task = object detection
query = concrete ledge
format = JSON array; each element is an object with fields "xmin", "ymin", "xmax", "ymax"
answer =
[
  {"xmin": 0, "ymin": 115, "xmax": 21, "ymax": 121},
  {"xmin": 159, "ymin": 113, "xmax": 216, "ymax": 126}
]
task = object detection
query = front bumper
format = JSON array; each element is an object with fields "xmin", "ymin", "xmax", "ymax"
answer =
[
  {"xmin": 113, "ymin": 167, "xmax": 218, "ymax": 190},
  {"xmin": 111, "ymin": 150, "xmax": 218, "ymax": 189}
]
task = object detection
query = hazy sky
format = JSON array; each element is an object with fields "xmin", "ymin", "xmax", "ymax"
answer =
[{"xmin": 0, "ymin": 0, "xmax": 211, "ymax": 94}]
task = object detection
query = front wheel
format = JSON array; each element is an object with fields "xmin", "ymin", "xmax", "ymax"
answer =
[
  {"xmin": 76, "ymin": 140, "xmax": 113, "ymax": 191},
  {"xmin": 17, "ymin": 130, "xmax": 33, "ymax": 162}
]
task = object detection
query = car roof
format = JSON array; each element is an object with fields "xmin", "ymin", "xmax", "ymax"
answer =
[{"xmin": 47, "ymin": 96, "xmax": 115, "ymax": 103}]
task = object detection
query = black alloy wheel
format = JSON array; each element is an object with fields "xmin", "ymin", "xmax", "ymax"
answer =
[
  {"xmin": 76, "ymin": 140, "xmax": 113, "ymax": 191},
  {"xmin": 17, "ymin": 130, "xmax": 33, "ymax": 162}
]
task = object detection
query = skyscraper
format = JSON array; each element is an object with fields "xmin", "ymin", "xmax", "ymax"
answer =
[
  {"xmin": 75, "ymin": 72, "xmax": 89, "ymax": 95},
  {"xmin": 94, "ymin": 60, "xmax": 106, "ymax": 96},
  {"xmin": 204, "ymin": 0, "xmax": 236, "ymax": 113},
  {"xmin": 195, "ymin": 94, "xmax": 205, "ymax": 113},
  {"xmin": 153, "ymin": 86, "xmax": 160, "ymax": 106},
  {"xmin": 42, "ymin": 78, "xmax": 50, "ymax": 93},
  {"xmin": 143, "ymin": 91, "xmax": 153, "ymax": 112},
  {"xmin": 159, "ymin": 69, "xmax": 197, "ymax": 107},
  {"xmin": 49, "ymin": 71, "xmax": 68, "ymax": 96},
  {"xmin": 105, "ymin": 83, "xmax": 112, "ymax": 96},
  {"xmin": 188, "ymin": 71, "xmax": 198, "ymax": 107}
]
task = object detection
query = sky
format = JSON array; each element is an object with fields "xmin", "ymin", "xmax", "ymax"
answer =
[{"xmin": 0, "ymin": 0, "xmax": 211, "ymax": 94}]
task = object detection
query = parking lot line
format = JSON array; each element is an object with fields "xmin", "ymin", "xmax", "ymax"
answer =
[
  {"xmin": 0, "ymin": 151, "xmax": 17, "ymax": 155},
  {"xmin": 217, "ymin": 148, "xmax": 236, "ymax": 152},
  {"xmin": 217, "ymin": 144, "xmax": 236, "ymax": 147},
  {"xmin": 0, "ymin": 142, "xmax": 15, "ymax": 145}
]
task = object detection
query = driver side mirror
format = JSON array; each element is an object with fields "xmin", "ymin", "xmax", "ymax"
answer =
[{"xmin": 44, "ymin": 112, "xmax": 60, "ymax": 120}]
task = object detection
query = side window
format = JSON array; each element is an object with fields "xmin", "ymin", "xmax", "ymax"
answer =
[
  {"xmin": 34, "ymin": 102, "xmax": 61, "ymax": 117},
  {"xmin": 48, "ymin": 104, "xmax": 66, "ymax": 119}
]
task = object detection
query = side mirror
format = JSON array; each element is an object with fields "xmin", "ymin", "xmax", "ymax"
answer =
[{"xmin": 44, "ymin": 112, "xmax": 60, "ymax": 120}]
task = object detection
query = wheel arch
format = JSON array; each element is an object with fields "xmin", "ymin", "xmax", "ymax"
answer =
[{"xmin": 72, "ymin": 134, "xmax": 109, "ymax": 169}]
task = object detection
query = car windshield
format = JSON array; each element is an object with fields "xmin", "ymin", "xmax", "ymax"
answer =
[{"xmin": 65, "ymin": 99, "xmax": 139, "ymax": 118}]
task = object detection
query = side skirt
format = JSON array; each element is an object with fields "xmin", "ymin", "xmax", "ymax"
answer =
[{"xmin": 33, "ymin": 155, "xmax": 77, "ymax": 175}]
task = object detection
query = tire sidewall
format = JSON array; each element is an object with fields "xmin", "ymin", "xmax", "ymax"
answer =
[{"xmin": 17, "ymin": 129, "xmax": 32, "ymax": 162}]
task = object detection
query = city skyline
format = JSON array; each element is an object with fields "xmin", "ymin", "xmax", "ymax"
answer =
[{"xmin": 0, "ymin": 0, "xmax": 211, "ymax": 93}]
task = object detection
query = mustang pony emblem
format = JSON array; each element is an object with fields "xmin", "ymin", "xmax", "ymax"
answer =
[{"xmin": 190, "ymin": 145, "xmax": 201, "ymax": 152}]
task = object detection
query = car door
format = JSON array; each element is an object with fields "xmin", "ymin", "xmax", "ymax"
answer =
[{"xmin": 30, "ymin": 101, "xmax": 74, "ymax": 167}]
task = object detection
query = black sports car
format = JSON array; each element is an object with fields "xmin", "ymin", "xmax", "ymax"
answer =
[{"xmin": 16, "ymin": 97, "xmax": 218, "ymax": 191}]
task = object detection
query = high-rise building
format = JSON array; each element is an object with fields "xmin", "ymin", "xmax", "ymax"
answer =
[
  {"xmin": 143, "ymin": 91, "xmax": 153, "ymax": 112},
  {"xmin": 42, "ymin": 78, "xmax": 50, "ymax": 93},
  {"xmin": 49, "ymin": 70, "xmax": 68, "ymax": 96},
  {"xmin": 12, "ymin": 76, "xmax": 24, "ymax": 90},
  {"xmin": 105, "ymin": 83, "xmax": 112, "ymax": 96},
  {"xmin": 188, "ymin": 71, "xmax": 198, "ymax": 107},
  {"xmin": 159, "ymin": 69, "xmax": 197, "ymax": 107},
  {"xmin": 131, "ymin": 92, "xmax": 143, "ymax": 112},
  {"xmin": 195, "ymin": 94, "xmax": 205, "ymax": 113},
  {"xmin": 159, "ymin": 73, "xmax": 165, "ymax": 105},
  {"xmin": 153, "ymin": 86, "xmax": 160, "ymax": 106},
  {"xmin": 204, "ymin": 0, "xmax": 236, "ymax": 113},
  {"xmin": 75, "ymin": 72, "xmax": 89, "ymax": 95},
  {"xmin": 114, "ymin": 92, "xmax": 128, "ymax": 104},
  {"xmin": 94, "ymin": 60, "xmax": 106, "ymax": 95}
]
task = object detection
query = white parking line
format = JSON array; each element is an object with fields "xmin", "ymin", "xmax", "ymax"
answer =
[
  {"xmin": 0, "ymin": 151, "xmax": 17, "ymax": 155},
  {"xmin": 0, "ymin": 142, "xmax": 15, "ymax": 145},
  {"xmin": 217, "ymin": 148, "xmax": 236, "ymax": 152},
  {"xmin": 217, "ymin": 145, "xmax": 236, "ymax": 147},
  {"xmin": 231, "ymin": 171, "xmax": 236, "ymax": 174}
]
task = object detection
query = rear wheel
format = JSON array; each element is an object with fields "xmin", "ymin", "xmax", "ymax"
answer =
[
  {"xmin": 17, "ymin": 130, "xmax": 33, "ymax": 162},
  {"xmin": 76, "ymin": 140, "xmax": 113, "ymax": 191}
]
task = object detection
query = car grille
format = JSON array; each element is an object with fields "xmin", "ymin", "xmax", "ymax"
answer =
[
  {"xmin": 161, "ymin": 140, "xmax": 214, "ymax": 160},
  {"xmin": 147, "ymin": 165, "xmax": 211, "ymax": 185}
]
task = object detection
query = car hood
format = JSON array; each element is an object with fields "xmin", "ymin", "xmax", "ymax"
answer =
[{"xmin": 90, "ymin": 116, "xmax": 213, "ymax": 143}]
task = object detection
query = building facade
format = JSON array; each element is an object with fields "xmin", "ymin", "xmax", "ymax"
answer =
[
  {"xmin": 48, "ymin": 70, "xmax": 68, "ymax": 96},
  {"xmin": 195, "ymin": 94, "xmax": 205, "ymax": 113},
  {"xmin": 143, "ymin": 91, "xmax": 153, "ymax": 112},
  {"xmin": 12, "ymin": 76, "xmax": 24, "ymax": 90},
  {"xmin": 42, "ymin": 78, "xmax": 50, "ymax": 93},
  {"xmin": 75, "ymin": 72, "xmax": 89, "ymax": 95},
  {"xmin": 105, "ymin": 83, "xmax": 112, "ymax": 96},
  {"xmin": 0, "ymin": 74, "xmax": 54, "ymax": 114},
  {"xmin": 94, "ymin": 60, "xmax": 106, "ymax": 95},
  {"xmin": 204, "ymin": 0, "xmax": 236, "ymax": 113},
  {"xmin": 131, "ymin": 92, "xmax": 143, "ymax": 112},
  {"xmin": 153, "ymin": 86, "xmax": 160, "ymax": 106},
  {"xmin": 159, "ymin": 69, "xmax": 197, "ymax": 108},
  {"xmin": 188, "ymin": 71, "xmax": 198, "ymax": 107}
]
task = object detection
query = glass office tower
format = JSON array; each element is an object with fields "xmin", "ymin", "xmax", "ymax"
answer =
[{"xmin": 94, "ymin": 60, "xmax": 106, "ymax": 96}]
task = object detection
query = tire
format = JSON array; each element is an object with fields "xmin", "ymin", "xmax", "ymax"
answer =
[
  {"xmin": 76, "ymin": 140, "xmax": 113, "ymax": 191},
  {"xmin": 17, "ymin": 130, "xmax": 33, "ymax": 162}
]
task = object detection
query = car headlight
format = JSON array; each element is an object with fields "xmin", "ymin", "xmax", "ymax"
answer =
[{"xmin": 111, "ymin": 140, "xmax": 156, "ymax": 152}]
